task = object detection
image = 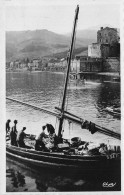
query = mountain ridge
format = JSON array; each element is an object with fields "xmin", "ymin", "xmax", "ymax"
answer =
[{"xmin": 6, "ymin": 28, "xmax": 100, "ymax": 61}]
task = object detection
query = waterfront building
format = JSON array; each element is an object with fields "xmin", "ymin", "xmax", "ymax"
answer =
[
  {"xmin": 47, "ymin": 58, "xmax": 67, "ymax": 72},
  {"xmin": 80, "ymin": 57, "xmax": 103, "ymax": 72},
  {"xmin": 27, "ymin": 59, "xmax": 42, "ymax": 70},
  {"xmin": 77, "ymin": 26, "xmax": 120, "ymax": 74},
  {"xmin": 15, "ymin": 61, "xmax": 21, "ymax": 69},
  {"xmin": 10, "ymin": 61, "xmax": 14, "ymax": 69},
  {"xmin": 97, "ymin": 27, "xmax": 119, "ymax": 45},
  {"xmin": 32, "ymin": 59, "xmax": 40, "ymax": 69},
  {"xmin": 103, "ymin": 57, "xmax": 120, "ymax": 72},
  {"xmin": 88, "ymin": 43, "xmax": 110, "ymax": 58},
  {"xmin": 75, "ymin": 49, "xmax": 103, "ymax": 74},
  {"xmin": 28, "ymin": 61, "xmax": 34, "ymax": 70},
  {"xmin": 70, "ymin": 59, "xmax": 80, "ymax": 73},
  {"xmin": 88, "ymin": 27, "xmax": 120, "ymax": 58},
  {"xmin": 19, "ymin": 63, "xmax": 27, "ymax": 69},
  {"xmin": 41, "ymin": 58, "xmax": 49, "ymax": 70}
]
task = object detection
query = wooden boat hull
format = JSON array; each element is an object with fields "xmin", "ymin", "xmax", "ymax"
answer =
[{"xmin": 6, "ymin": 144, "xmax": 121, "ymax": 174}]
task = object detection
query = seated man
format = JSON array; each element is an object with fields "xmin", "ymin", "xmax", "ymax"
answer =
[
  {"xmin": 17, "ymin": 127, "xmax": 26, "ymax": 148},
  {"xmin": 35, "ymin": 125, "xmax": 49, "ymax": 151}
]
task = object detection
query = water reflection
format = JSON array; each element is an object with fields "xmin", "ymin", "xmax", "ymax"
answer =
[
  {"xmin": 97, "ymin": 82, "xmax": 120, "ymax": 107},
  {"xmin": 6, "ymin": 159, "xmax": 121, "ymax": 192},
  {"xmin": 7, "ymin": 169, "xmax": 25, "ymax": 188}
]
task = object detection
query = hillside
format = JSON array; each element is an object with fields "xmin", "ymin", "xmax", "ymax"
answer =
[
  {"xmin": 48, "ymin": 47, "xmax": 88, "ymax": 59},
  {"xmin": 6, "ymin": 29, "xmax": 96, "ymax": 61},
  {"xmin": 65, "ymin": 29, "xmax": 97, "ymax": 41}
]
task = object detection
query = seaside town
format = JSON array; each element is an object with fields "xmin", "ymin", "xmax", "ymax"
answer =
[
  {"xmin": 6, "ymin": 2, "xmax": 121, "ymax": 192},
  {"xmin": 6, "ymin": 26, "xmax": 120, "ymax": 80}
]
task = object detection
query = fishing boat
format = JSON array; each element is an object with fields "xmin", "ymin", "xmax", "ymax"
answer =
[
  {"xmin": 103, "ymin": 76, "xmax": 120, "ymax": 84},
  {"xmin": 105, "ymin": 107, "xmax": 121, "ymax": 117},
  {"xmin": 113, "ymin": 77, "xmax": 120, "ymax": 83},
  {"xmin": 6, "ymin": 5, "xmax": 121, "ymax": 174}
]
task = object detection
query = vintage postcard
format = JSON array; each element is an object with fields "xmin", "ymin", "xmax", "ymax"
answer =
[{"xmin": 0, "ymin": 0, "xmax": 123, "ymax": 194}]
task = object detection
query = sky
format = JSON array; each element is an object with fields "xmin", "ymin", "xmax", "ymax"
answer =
[{"xmin": 5, "ymin": 0, "xmax": 121, "ymax": 34}]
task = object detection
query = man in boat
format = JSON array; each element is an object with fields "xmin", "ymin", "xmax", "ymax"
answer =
[
  {"xmin": 6, "ymin": 119, "xmax": 11, "ymax": 135},
  {"xmin": 35, "ymin": 125, "xmax": 49, "ymax": 151},
  {"xmin": 9, "ymin": 120, "xmax": 18, "ymax": 146},
  {"xmin": 17, "ymin": 127, "xmax": 27, "ymax": 148},
  {"xmin": 45, "ymin": 124, "xmax": 58, "ymax": 151}
]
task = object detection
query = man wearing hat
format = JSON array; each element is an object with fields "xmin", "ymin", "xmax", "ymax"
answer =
[{"xmin": 17, "ymin": 127, "xmax": 26, "ymax": 148}]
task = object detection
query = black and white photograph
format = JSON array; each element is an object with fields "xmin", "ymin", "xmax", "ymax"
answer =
[{"xmin": 1, "ymin": 0, "xmax": 123, "ymax": 193}]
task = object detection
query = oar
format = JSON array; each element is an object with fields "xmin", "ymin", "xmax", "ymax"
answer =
[{"xmin": 6, "ymin": 97, "xmax": 59, "ymax": 117}]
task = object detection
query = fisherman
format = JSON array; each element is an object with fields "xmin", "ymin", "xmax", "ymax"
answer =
[
  {"xmin": 99, "ymin": 143, "xmax": 108, "ymax": 155},
  {"xmin": 35, "ymin": 125, "xmax": 49, "ymax": 151},
  {"xmin": 10, "ymin": 120, "xmax": 18, "ymax": 146},
  {"xmin": 45, "ymin": 124, "xmax": 58, "ymax": 150},
  {"xmin": 6, "ymin": 119, "xmax": 11, "ymax": 135},
  {"xmin": 17, "ymin": 127, "xmax": 27, "ymax": 148}
]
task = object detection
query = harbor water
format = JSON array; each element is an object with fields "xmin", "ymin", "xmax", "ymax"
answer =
[{"xmin": 6, "ymin": 71, "xmax": 121, "ymax": 192}]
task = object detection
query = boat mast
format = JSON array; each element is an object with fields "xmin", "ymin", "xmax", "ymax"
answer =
[{"xmin": 58, "ymin": 5, "xmax": 79, "ymax": 138}]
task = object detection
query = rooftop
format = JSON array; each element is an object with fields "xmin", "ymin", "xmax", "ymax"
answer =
[{"xmin": 98, "ymin": 27, "xmax": 117, "ymax": 32}]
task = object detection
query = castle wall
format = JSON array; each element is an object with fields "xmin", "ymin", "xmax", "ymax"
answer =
[{"xmin": 97, "ymin": 27, "xmax": 119, "ymax": 45}]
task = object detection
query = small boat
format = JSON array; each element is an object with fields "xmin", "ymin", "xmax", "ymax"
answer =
[
  {"xmin": 105, "ymin": 107, "xmax": 121, "ymax": 117},
  {"xmin": 103, "ymin": 76, "xmax": 120, "ymax": 84},
  {"xmin": 113, "ymin": 77, "xmax": 120, "ymax": 82},
  {"xmin": 6, "ymin": 5, "xmax": 121, "ymax": 174}
]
